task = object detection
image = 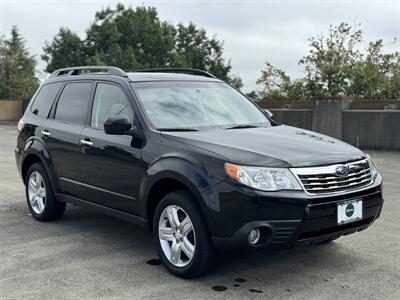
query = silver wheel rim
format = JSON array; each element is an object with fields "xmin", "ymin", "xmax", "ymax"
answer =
[
  {"xmin": 158, "ymin": 205, "xmax": 196, "ymax": 268},
  {"xmin": 28, "ymin": 171, "xmax": 46, "ymax": 214}
]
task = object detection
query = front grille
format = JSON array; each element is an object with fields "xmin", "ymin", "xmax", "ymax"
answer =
[{"xmin": 292, "ymin": 159, "xmax": 373, "ymax": 195}]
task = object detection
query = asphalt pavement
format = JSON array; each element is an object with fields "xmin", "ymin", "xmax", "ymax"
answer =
[{"xmin": 0, "ymin": 124, "xmax": 399, "ymax": 299}]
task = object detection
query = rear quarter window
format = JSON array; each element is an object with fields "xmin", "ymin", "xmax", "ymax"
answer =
[{"xmin": 30, "ymin": 82, "xmax": 62, "ymax": 118}]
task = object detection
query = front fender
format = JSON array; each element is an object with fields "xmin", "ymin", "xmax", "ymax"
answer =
[{"xmin": 139, "ymin": 154, "xmax": 224, "ymax": 227}]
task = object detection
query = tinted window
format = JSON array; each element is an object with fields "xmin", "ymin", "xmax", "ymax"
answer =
[
  {"xmin": 91, "ymin": 83, "xmax": 134, "ymax": 130},
  {"xmin": 55, "ymin": 82, "xmax": 92, "ymax": 124},
  {"xmin": 30, "ymin": 83, "xmax": 62, "ymax": 118}
]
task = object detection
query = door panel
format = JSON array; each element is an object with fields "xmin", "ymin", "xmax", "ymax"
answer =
[
  {"xmin": 40, "ymin": 81, "xmax": 93, "ymax": 198},
  {"xmin": 79, "ymin": 82, "xmax": 143, "ymax": 214},
  {"xmin": 40, "ymin": 119, "xmax": 84, "ymax": 197},
  {"xmin": 79, "ymin": 128, "xmax": 143, "ymax": 213}
]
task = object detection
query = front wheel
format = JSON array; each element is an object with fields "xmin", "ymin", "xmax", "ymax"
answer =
[{"xmin": 153, "ymin": 190, "xmax": 215, "ymax": 278}]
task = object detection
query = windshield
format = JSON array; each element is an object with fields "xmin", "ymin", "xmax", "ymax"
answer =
[{"xmin": 132, "ymin": 81, "xmax": 271, "ymax": 130}]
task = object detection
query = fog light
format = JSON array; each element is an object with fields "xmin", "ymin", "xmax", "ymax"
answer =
[{"xmin": 248, "ymin": 228, "xmax": 260, "ymax": 245}]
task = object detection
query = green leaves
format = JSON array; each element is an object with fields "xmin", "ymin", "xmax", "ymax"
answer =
[
  {"xmin": 42, "ymin": 5, "xmax": 241, "ymax": 87},
  {"xmin": 257, "ymin": 22, "xmax": 400, "ymax": 100},
  {"xmin": 349, "ymin": 40, "xmax": 400, "ymax": 99},
  {"xmin": 300, "ymin": 22, "xmax": 363, "ymax": 98},
  {"xmin": 0, "ymin": 26, "xmax": 38, "ymax": 100},
  {"xmin": 42, "ymin": 28, "xmax": 87, "ymax": 73},
  {"xmin": 256, "ymin": 62, "xmax": 305, "ymax": 100}
]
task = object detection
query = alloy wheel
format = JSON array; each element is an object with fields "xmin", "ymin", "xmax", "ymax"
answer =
[
  {"xmin": 158, "ymin": 205, "xmax": 196, "ymax": 267},
  {"xmin": 27, "ymin": 171, "xmax": 46, "ymax": 214}
]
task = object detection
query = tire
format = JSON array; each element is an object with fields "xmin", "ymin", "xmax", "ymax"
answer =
[
  {"xmin": 25, "ymin": 163, "xmax": 66, "ymax": 221},
  {"xmin": 153, "ymin": 190, "xmax": 216, "ymax": 278}
]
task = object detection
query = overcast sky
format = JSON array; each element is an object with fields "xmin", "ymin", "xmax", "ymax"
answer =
[{"xmin": 1, "ymin": 0, "xmax": 399, "ymax": 92}]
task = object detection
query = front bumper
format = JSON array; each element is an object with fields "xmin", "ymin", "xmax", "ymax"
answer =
[{"xmin": 208, "ymin": 175, "xmax": 383, "ymax": 252}]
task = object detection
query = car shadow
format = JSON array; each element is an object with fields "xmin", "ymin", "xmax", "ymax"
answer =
[
  {"xmin": 58, "ymin": 204, "xmax": 368, "ymax": 284},
  {"xmin": 1, "ymin": 199, "xmax": 383, "ymax": 298}
]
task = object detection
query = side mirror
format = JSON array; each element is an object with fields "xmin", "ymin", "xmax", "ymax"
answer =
[
  {"xmin": 104, "ymin": 115, "xmax": 132, "ymax": 135},
  {"xmin": 263, "ymin": 109, "xmax": 273, "ymax": 119}
]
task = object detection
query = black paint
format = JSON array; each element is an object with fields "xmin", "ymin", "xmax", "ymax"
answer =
[
  {"xmin": 233, "ymin": 284, "xmax": 240, "ymax": 287},
  {"xmin": 235, "ymin": 278, "xmax": 247, "ymax": 283}
]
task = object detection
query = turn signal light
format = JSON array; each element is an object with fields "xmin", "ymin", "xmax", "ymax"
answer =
[{"xmin": 224, "ymin": 163, "xmax": 240, "ymax": 180}]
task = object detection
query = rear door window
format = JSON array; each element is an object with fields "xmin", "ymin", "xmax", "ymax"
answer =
[
  {"xmin": 54, "ymin": 82, "xmax": 92, "ymax": 124},
  {"xmin": 30, "ymin": 82, "xmax": 62, "ymax": 118}
]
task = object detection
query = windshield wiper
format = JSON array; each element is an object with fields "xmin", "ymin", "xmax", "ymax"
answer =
[
  {"xmin": 225, "ymin": 124, "xmax": 260, "ymax": 130},
  {"xmin": 157, "ymin": 127, "xmax": 199, "ymax": 132}
]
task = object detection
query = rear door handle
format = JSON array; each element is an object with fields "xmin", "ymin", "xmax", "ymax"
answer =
[
  {"xmin": 41, "ymin": 130, "xmax": 50, "ymax": 137},
  {"xmin": 80, "ymin": 139, "xmax": 93, "ymax": 146}
]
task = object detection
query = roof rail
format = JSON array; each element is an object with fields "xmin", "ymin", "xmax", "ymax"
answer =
[
  {"xmin": 49, "ymin": 66, "xmax": 128, "ymax": 78},
  {"xmin": 135, "ymin": 68, "xmax": 216, "ymax": 79}
]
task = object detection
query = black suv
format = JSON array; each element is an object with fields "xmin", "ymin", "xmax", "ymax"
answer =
[{"xmin": 16, "ymin": 66, "xmax": 383, "ymax": 278}]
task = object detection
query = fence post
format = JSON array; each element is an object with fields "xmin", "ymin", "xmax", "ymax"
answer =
[{"xmin": 312, "ymin": 96, "xmax": 353, "ymax": 139}]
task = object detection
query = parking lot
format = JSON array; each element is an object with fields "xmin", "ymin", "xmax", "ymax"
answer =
[{"xmin": 0, "ymin": 123, "xmax": 399, "ymax": 299}]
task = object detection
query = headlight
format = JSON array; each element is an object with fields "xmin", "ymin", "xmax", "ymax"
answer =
[
  {"xmin": 225, "ymin": 163, "xmax": 302, "ymax": 191},
  {"xmin": 366, "ymin": 154, "xmax": 378, "ymax": 179}
]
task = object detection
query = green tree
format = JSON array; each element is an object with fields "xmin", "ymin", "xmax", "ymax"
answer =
[
  {"xmin": 0, "ymin": 26, "xmax": 38, "ymax": 99},
  {"xmin": 42, "ymin": 4, "xmax": 242, "ymax": 88},
  {"xmin": 228, "ymin": 75, "xmax": 243, "ymax": 89},
  {"xmin": 256, "ymin": 62, "xmax": 305, "ymax": 100},
  {"xmin": 349, "ymin": 40, "xmax": 400, "ymax": 99},
  {"xmin": 173, "ymin": 23, "xmax": 242, "ymax": 88},
  {"xmin": 245, "ymin": 91, "xmax": 260, "ymax": 101},
  {"xmin": 257, "ymin": 22, "xmax": 400, "ymax": 100},
  {"xmin": 85, "ymin": 4, "xmax": 176, "ymax": 70},
  {"xmin": 42, "ymin": 28, "xmax": 87, "ymax": 73},
  {"xmin": 387, "ymin": 52, "xmax": 400, "ymax": 99},
  {"xmin": 299, "ymin": 22, "xmax": 362, "ymax": 97}
]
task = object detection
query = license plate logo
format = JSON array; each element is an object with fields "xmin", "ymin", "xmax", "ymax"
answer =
[{"xmin": 337, "ymin": 200, "xmax": 362, "ymax": 225}]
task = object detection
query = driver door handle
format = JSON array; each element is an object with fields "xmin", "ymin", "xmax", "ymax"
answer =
[
  {"xmin": 41, "ymin": 129, "xmax": 50, "ymax": 137},
  {"xmin": 80, "ymin": 139, "xmax": 93, "ymax": 147}
]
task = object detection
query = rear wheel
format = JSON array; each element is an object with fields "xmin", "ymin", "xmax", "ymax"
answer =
[
  {"xmin": 153, "ymin": 190, "xmax": 215, "ymax": 278},
  {"xmin": 25, "ymin": 163, "xmax": 66, "ymax": 221}
]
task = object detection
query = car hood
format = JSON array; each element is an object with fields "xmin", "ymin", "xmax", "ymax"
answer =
[{"xmin": 162, "ymin": 125, "xmax": 365, "ymax": 167}]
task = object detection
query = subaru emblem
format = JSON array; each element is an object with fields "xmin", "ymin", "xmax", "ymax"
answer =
[{"xmin": 335, "ymin": 166, "xmax": 349, "ymax": 177}]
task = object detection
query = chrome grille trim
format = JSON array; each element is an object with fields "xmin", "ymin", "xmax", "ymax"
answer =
[
  {"xmin": 291, "ymin": 159, "xmax": 373, "ymax": 195},
  {"xmin": 302, "ymin": 168, "xmax": 370, "ymax": 181},
  {"xmin": 302, "ymin": 172, "xmax": 371, "ymax": 186}
]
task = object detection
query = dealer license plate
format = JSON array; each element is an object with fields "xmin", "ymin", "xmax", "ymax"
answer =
[{"xmin": 337, "ymin": 200, "xmax": 362, "ymax": 225}]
